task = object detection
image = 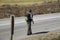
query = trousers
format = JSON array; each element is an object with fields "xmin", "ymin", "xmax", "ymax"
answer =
[{"xmin": 27, "ymin": 21, "xmax": 32, "ymax": 35}]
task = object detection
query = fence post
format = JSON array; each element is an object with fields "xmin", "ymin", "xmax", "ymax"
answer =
[{"xmin": 10, "ymin": 15, "xmax": 14, "ymax": 40}]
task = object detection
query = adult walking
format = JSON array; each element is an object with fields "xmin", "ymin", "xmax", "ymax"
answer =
[{"xmin": 25, "ymin": 10, "xmax": 34, "ymax": 35}]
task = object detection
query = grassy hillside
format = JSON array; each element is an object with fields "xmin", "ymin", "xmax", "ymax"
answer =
[
  {"xmin": 0, "ymin": 0, "xmax": 44, "ymax": 5},
  {"xmin": 0, "ymin": 0, "xmax": 57, "ymax": 6},
  {"xmin": 0, "ymin": 0, "xmax": 59, "ymax": 18},
  {"xmin": 0, "ymin": 0, "xmax": 42, "ymax": 3}
]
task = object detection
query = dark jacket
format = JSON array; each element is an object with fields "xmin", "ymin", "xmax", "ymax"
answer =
[{"xmin": 25, "ymin": 12, "xmax": 33, "ymax": 22}]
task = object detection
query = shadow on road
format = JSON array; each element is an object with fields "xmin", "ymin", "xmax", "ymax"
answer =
[{"xmin": 32, "ymin": 31, "xmax": 49, "ymax": 35}]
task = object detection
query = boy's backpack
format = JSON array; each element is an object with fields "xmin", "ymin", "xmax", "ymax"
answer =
[
  {"xmin": 28, "ymin": 13, "xmax": 33, "ymax": 20},
  {"xmin": 25, "ymin": 13, "xmax": 33, "ymax": 22}
]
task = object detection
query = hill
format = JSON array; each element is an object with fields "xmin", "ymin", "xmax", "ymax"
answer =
[
  {"xmin": 0, "ymin": 0, "xmax": 57, "ymax": 5},
  {"xmin": 0, "ymin": 0, "xmax": 56, "ymax": 3},
  {"xmin": 0, "ymin": 0, "xmax": 59, "ymax": 18}
]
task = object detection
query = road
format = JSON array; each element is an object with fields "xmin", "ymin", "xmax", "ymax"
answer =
[{"xmin": 0, "ymin": 13, "xmax": 60, "ymax": 40}]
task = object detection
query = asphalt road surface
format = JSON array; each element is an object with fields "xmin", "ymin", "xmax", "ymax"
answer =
[{"xmin": 0, "ymin": 13, "xmax": 60, "ymax": 40}]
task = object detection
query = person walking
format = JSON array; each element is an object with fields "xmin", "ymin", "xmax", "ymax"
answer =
[{"xmin": 25, "ymin": 10, "xmax": 34, "ymax": 35}]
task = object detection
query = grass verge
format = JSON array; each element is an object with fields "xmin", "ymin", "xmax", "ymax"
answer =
[{"xmin": 21, "ymin": 29, "xmax": 60, "ymax": 40}]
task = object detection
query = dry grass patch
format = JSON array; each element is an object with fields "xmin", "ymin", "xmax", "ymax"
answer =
[
  {"xmin": 0, "ymin": 0, "xmax": 59, "ymax": 19},
  {"xmin": 21, "ymin": 30, "xmax": 60, "ymax": 40}
]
